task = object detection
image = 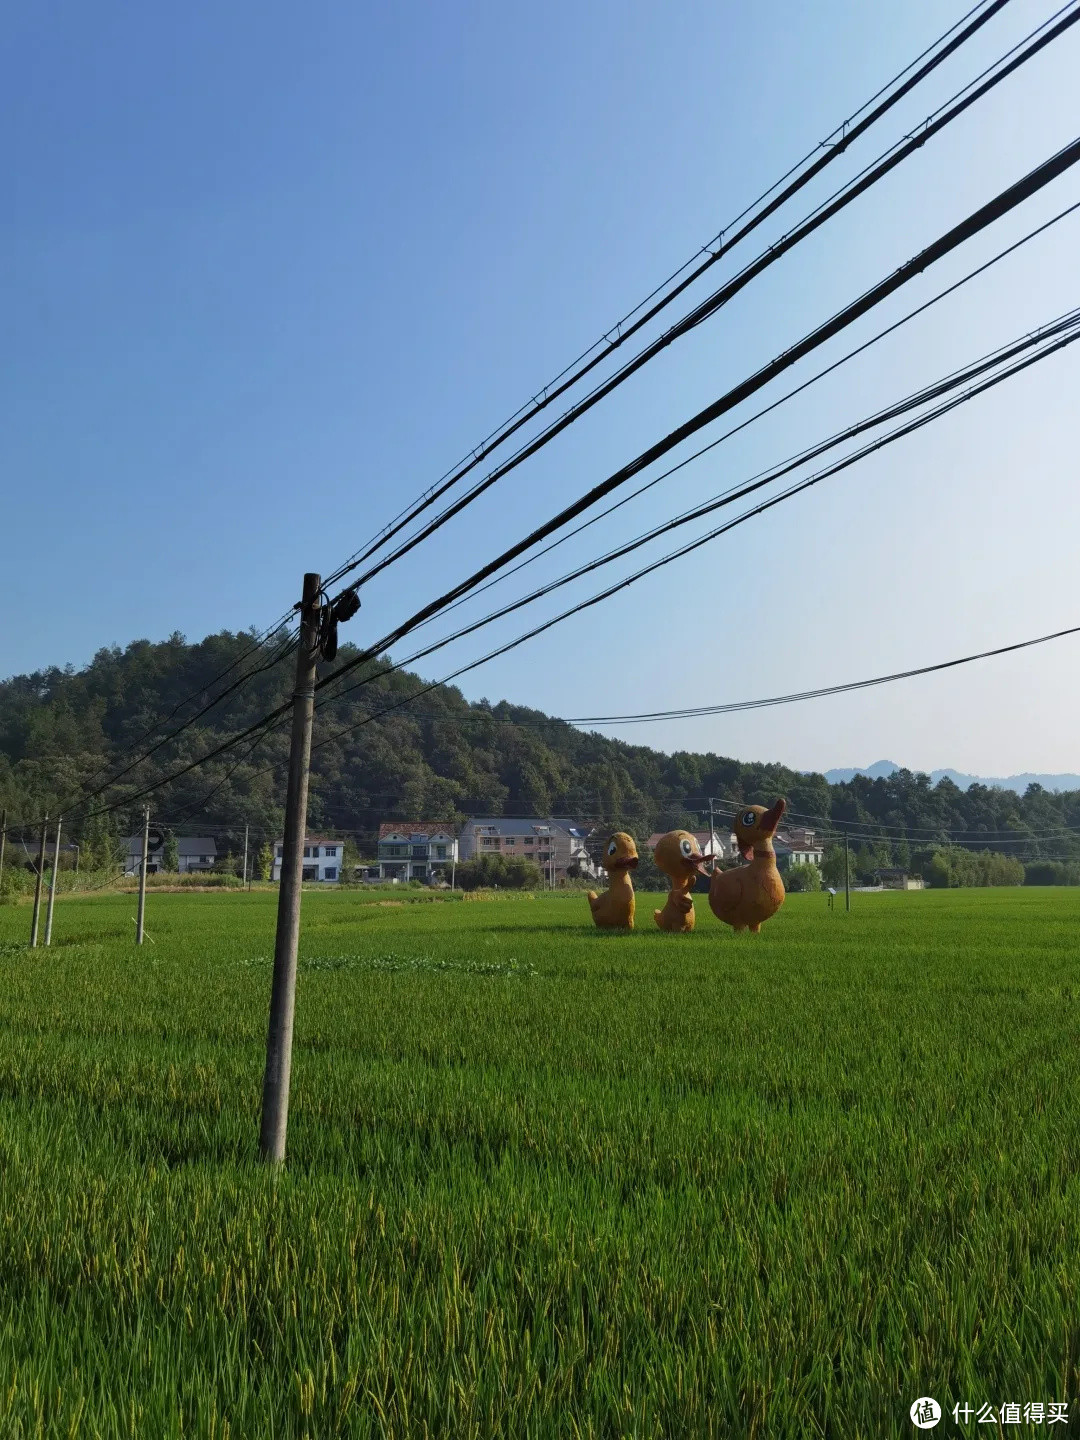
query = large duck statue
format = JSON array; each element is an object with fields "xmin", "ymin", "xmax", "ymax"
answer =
[
  {"xmin": 587, "ymin": 832, "xmax": 639, "ymax": 929},
  {"xmin": 708, "ymin": 799, "xmax": 787, "ymax": 934},
  {"xmin": 653, "ymin": 830, "xmax": 708, "ymax": 933}
]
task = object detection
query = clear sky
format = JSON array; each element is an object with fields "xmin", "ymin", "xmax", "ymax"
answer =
[{"xmin": 3, "ymin": 0, "xmax": 1078, "ymax": 778}]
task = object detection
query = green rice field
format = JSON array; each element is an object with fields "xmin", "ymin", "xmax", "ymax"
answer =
[{"xmin": 0, "ymin": 885, "xmax": 1077, "ymax": 1438}]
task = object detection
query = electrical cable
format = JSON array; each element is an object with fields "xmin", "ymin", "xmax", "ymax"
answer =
[
  {"xmin": 341, "ymin": 309, "xmax": 1080, "ymax": 689},
  {"xmin": 397, "ymin": 195, "xmax": 1080, "ymax": 635},
  {"xmin": 326, "ymin": 3, "xmax": 1080, "ymax": 597},
  {"xmin": 317, "ymin": 132, "xmax": 1080, "ymax": 688},
  {"xmin": 296, "ymin": 307, "xmax": 1079, "ymax": 760},
  {"xmin": 323, "ymin": 0, "xmax": 1017, "ymax": 586}
]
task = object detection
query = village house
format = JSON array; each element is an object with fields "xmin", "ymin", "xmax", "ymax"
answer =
[
  {"xmin": 458, "ymin": 818, "xmax": 598, "ymax": 882},
  {"xmin": 271, "ymin": 836, "xmax": 343, "ymax": 883},
  {"xmin": 122, "ymin": 834, "xmax": 217, "ymax": 875},
  {"xmin": 376, "ymin": 823, "xmax": 459, "ymax": 883},
  {"xmin": 774, "ymin": 825, "xmax": 825, "ymax": 871}
]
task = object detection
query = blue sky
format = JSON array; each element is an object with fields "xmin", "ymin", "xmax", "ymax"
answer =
[{"xmin": 3, "ymin": 0, "xmax": 1079, "ymax": 776}]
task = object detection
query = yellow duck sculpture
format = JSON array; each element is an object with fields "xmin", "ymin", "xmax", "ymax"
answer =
[
  {"xmin": 587, "ymin": 832, "xmax": 639, "ymax": 929},
  {"xmin": 653, "ymin": 829, "xmax": 708, "ymax": 933},
  {"xmin": 708, "ymin": 799, "xmax": 787, "ymax": 934}
]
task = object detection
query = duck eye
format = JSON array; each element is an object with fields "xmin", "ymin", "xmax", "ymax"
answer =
[
  {"xmin": 742, "ymin": 810, "xmax": 757, "ymax": 827},
  {"xmin": 679, "ymin": 837, "xmax": 693, "ymax": 857},
  {"xmin": 606, "ymin": 839, "xmax": 617, "ymax": 856}
]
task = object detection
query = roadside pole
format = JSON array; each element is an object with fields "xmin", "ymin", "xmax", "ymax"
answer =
[
  {"xmin": 30, "ymin": 815, "xmax": 49, "ymax": 948},
  {"xmin": 242, "ymin": 823, "xmax": 249, "ymax": 891},
  {"xmin": 136, "ymin": 806, "xmax": 150, "ymax": 945},
  {"xmin": 44, "ymin": 815, "xmax": 62, "ymax": 946},
  {"xmin": 844, "ymin": 831, "xmax": 851, "ymax": 912},
  {"xmin": 260, "ymin": 573, "xmax": 322, "ymax": 1164},
  {"xmin": 450, "ymin": 850, "xmax": 456, "ymax": 891}
]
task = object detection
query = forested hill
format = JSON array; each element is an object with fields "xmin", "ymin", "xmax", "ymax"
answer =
[{"xmin": 1, "ymin": 629, "xmax": 1078, "ymax": 865}]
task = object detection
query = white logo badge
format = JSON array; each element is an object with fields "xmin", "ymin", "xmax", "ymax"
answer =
[{"xmin": 910, "ymin": 1397, "xmax": 941, "ymax": 1429}]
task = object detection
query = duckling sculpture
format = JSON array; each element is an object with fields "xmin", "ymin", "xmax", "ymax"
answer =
[
  {"xmin": 708, "ymin": 799, "xmax": 787, "ymax": 934},
  {"xmin": 653, "ymin": 830, "xmax": 708, "ymax": 933},
  {"xmin": 587, "ymin": 832, "xmax": 639, "ymax": 929}
]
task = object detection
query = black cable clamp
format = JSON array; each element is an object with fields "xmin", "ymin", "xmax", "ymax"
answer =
[{"xmin": 318, "ymin": 588, "xmax": 361, "ymax": 662}]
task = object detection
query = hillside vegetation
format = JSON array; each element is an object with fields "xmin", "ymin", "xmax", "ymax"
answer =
[{"xmin": 1, "ymin": 630, "xmax": 1078, "ymax": 870}]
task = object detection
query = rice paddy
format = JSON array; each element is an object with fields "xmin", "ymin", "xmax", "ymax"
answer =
[{"xmin": 0, "ymin": 885, "xmax": 1077, "ymax": 1437}]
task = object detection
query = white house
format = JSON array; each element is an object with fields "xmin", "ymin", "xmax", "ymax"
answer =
[
  {"xmin": 377, "ymin": 823, "xmax": 458, "ymax": 882},
  {"xmin": 271, "ymin": 837, "xmax": 343, "ymax": 883},
  {"xmin": 774, "ymin": 826, "xmax": 825, "ymax": 870}
]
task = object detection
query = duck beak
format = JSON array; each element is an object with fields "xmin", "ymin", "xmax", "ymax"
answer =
[{"xmin": 761, "ymin": 798, "xmax": 786, "ymax": 836}]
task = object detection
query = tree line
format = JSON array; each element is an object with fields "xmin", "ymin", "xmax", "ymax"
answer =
[{"xmin": 1, "ymin": 628, "xmax": 1077, "ymax": 883}]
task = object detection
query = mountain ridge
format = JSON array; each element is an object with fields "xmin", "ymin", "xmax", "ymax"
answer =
[{"xmin": 822, "ymin": 760, "xmax": 1080, "ymax": 793}]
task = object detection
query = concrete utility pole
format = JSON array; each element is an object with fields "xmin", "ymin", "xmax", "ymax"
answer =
[
  {"xmin": 136, "ymin": 806, "xmax": 150, "ymax": 945},
  {"xmin": 44, "ymin": 815, "xmax": 62, "ymax": 946},
  {"xmin": 260, "ymin": 573, "xmax": 322, "ymax": 1164},
  {"xmin": 709, "ymin": 798, "xmax": 716, "ymax": 862},
  {"xmin": 242, "ymin": 823, "xmax": 249, "ymax": 890},
  {"xmin": 30, "ymin": 815, "xmax": 49, "ymax": 948},
  {"xmin": 844, "ymin": 831, "xmax": 851, "ymax": 913},
  {"xmin": 0, "ymin": 809, "xmax": 6, "ymax": 889}
]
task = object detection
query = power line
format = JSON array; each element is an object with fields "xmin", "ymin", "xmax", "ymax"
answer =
[
  {"xmin": 316, "ymin": 132, "xmax": 1080, "ymax": 692},
  {"xmin": 397, "ymin": 195, "xmax": 1080, "ymax": 637},
  {"xmin": 323, "ymin": 0, "xmax": 1018, "ymax": 588},
  {"xmin": 326, "ymin": 3, "xmax": 1080, "ymax": 597},
  {"xmin": 566, "ymin": 625, "xmax": 1080, "ymax": 726},
  {"xmin": 344, "ymin": 311, "xmax": 1080, "ymax": 689},
  {"xmin": 313, "ymin": 309, "xmax": 1080, "ymax": 720}
]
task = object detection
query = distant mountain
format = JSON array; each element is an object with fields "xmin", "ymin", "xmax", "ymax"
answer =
[{"xmin": 822, "ymin": 760, "xmax": 1080, "ymax": 794}]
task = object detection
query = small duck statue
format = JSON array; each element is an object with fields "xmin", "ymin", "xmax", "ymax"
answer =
[
  {"xmin": 653, "ymin": 830, "xmax": 708, "ymax": 933},
  {"xmin": 587, "ymin": 832, "xmax": 639, "ymax": 929},
  {"xmin": 708, "ymin": 799, "xmax": 787, "ymax": 934}
]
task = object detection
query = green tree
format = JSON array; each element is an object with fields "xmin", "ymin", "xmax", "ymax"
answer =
[
  {"xmin": 785, "ymin": 861, "xmax": 821, "ymax": 893},
  {"xmin": 339, "ymin": 838, "xmax": 360, "ymax": 885},
  {"xmin": 821, "ymin": 846, "xmax": 850, "ymax": 888},
  {"xmin": 256, "ymin": 843, "xmax": 273, "ymax": 882},
  {"xmin": 163, "ymin": 831, "xmax": 179, "ymax": 872}
]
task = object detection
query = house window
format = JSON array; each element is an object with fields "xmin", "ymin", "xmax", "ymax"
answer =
[
  {"xmin": 505, "ymin": 836, "xmax": 516, "ymax": 846},
  {"xmin": 303, "ymin": 846, "xmax": 312, "ymax": 858},
  {"xmin": 481, "ymin": 837, "xmax": 497, "ymax": 848},
  {"xmin": 324, "ymin": 867, "xmax": 337, "ymax": 880},
  {"xmin": 523, "ymin": 836, "xmax": 534, "ymax": 846},
  {"xmin": 435, "ymin": 845, "xmax": 446, "ymax": 860},
  {"xmin": 200, "ymin": 855, "xmax": 209, "ymax": 864},
  {"xmin": 276, "ymin": 846, "xmax": 283, "ymax": 858},
  {"xmin": 325, "ymin": 846, "xmax": 338, "ymax": 858}
]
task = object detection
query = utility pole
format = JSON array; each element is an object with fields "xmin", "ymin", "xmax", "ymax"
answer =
[
  {"xmin": 30, "ymin": 814, "xmax": 48, "ymax": 948},
  {"xmin": 260, "ymin": 573, "xmax": 322, "ymax": 1164},
  {"xmin": 0, "ymin": 809, "xmax": 6, "ymax": 889},
  {"xmin": 242, "ymin": 823, "xmax": 249, "ymax": 890},
  {"xmin": 709, "ymin": 797, "xmax": 715, "ymax": 862},
  {"xmin": 844, "ymin": 830, "xmax": 850, "ymax": 913},
  {"xmin": 136, "ymin": 806, "xmax": 150, "ymax": 945},
  {"xmin": 44, "ymin": 815, "xmax": 62, "ymax": 946}
]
